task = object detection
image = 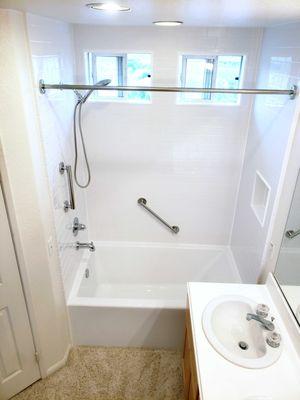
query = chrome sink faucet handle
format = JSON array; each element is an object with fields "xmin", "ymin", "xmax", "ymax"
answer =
[
  {"xmin": 256, "ymin": 304, "xmax": 270, "ymax": 318},
  {"xmin": 246, "ymin": 313, "xmax": 275, "ymax": 331},
  {"xmin": 266, "ymin": 331, "xmax": 281, "ymax": 348}
]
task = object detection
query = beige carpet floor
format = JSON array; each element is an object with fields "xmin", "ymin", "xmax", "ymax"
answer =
[{"xmin": 13, "ymin": 346, "xmax": 184, "ymax": 400}]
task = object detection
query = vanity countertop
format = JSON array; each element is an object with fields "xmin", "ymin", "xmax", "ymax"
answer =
[{"xmin": 187, "ymin": 276, "xmax": 300, "ymax": 400}]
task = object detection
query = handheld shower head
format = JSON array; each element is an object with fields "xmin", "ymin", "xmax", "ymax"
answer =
[
  {"xmin": 80, "ymin": 79, "xmax": 111, "ymax": 103},
  {"xmin": 73, "ymin": 77, "xmax": 111, "ymax": 189}
]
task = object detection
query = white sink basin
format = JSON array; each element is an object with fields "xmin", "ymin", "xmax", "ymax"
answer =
[{"xmin": 202, "ymin": 295, "xmax": 282, "ymax": 369}]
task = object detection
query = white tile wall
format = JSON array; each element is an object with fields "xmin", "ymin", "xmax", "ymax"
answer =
[
  {"xmin": 231, "ymin": 23, "xmax": 300, "ymax": 283},
  {"xmin": 73, "ymin": 26, "xmax": 262, "ymax": 245},
  {"xmin": 26, "ymin": 14, "xmax": 88, "ymax": 296},
  {"xmin": 24, "ymin": 20, "xmax": 300, "ymax": 286}
]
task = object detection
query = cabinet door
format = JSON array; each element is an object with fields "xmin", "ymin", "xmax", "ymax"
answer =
[
  {"xmin": 183, "ymin": 329, "xmax": 191, "ymax": 400},
  {"xmin": 183, "ymin": 308, "xmax": 200, "ymax": 400},
  {"xmin": 189, "ymin": 370, "xmax": 199, "ymax": 400},
  {"xmin": 0, "ymin": 184, "xmax": 40, "ymax": 399}
]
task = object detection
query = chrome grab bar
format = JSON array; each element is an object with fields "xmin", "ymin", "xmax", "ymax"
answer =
[
  {"xmin": 59, "ymin": 162, "xmax": 75, "ymax": 212},
  {"xmin": 285, "ymin": 229, "xmax": 300, "ymax": 239},
  {"xmin": 137, "ymin": 197, "xmax": 179, "ymax": 234}
]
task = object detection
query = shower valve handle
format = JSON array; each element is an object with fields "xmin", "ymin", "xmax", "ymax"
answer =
[{"xmin": 72, "ymin": 217, "xmax": 86, "ymax": 236}]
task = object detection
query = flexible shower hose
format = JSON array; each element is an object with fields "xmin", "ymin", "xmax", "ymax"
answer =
[{"xmin": 73, "ymin": 100, "xmax": 91, "ymax": 188}]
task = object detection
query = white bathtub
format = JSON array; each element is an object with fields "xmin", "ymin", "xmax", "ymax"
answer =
[{"xmin": 68, "ymin": 241, "xmax": 240, "ymax": 348}]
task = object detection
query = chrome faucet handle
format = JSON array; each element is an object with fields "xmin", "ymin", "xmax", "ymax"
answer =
[
  {"xmin": 256, "ymin": 304, "xmax": 269, "ymax": 318},
  {"xmin": 266, "ymin": 332, "xmax": 281, "ymax": 348},
  {"xmin": 89, "ymin": 241, "xmax": 95, "ymax": 252},
  {"xmin": 72, "ymin": 217, "xmax": 86, "ymax": 236}
]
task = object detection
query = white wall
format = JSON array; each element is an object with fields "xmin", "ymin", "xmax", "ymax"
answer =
[
  {"xmin": 73, "ymin": 26, "xmax": 262, "ymax": 245},
  {"xmin": 26, "ymin": 14, "xmax": 88, "ymax": 296},
  {"xmin": 0, "ymin": 9, "xmax": 70, "ymax": 376},
  {"xmin": 231, "ymin": 23, "xmax": 300, "ymax": 283}
]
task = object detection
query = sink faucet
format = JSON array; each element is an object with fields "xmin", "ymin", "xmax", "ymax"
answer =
[
  {"xmin": 246, "ymin": 313, "xmax": 274, "ymax": 331},
  {"xmin": 75, "ymin": 241, "xmax": 95, "ymax": 252}
]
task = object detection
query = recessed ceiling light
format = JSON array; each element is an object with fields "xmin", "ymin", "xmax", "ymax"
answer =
[
  {"xmin": 153, "ymin": 21, "xmax": 183, "ymax": 26},
  {"xmin": 86, "ymin": 3, "xmax": 131, "ymax": 12}
]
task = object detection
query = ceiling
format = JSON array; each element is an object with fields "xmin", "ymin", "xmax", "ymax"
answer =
[{"xmin": 1, "ymin": 0, "xmax": 300, "ymax": 27}]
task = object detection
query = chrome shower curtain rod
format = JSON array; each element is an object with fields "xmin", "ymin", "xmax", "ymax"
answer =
[{"xmin": 39, "ymin": 80, "xmax": 297, "ymax": 99}]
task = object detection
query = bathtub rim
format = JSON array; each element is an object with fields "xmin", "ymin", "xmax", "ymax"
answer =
[
  {"xmin": 67, "ymin": 241, "xmax": 241, "ymax": 310},
  {"xmin": 68, "ymin": 256, "xmax": 186, "ymax": 309}
]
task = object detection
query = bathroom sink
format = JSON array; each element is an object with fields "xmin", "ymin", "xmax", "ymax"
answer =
[{"xmin": 202, "ymin": 295, "xmax": 282, "ymax": 368}]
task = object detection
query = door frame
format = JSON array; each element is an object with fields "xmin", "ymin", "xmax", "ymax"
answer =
[{"xmin": 0, "ymin": 8, "xmax": 71, "ymax": 381}]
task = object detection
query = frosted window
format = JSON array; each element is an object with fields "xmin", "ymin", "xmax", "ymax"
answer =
[
  {"xmin": 95, "ymin": 55, "xmax": 123, "ymax": 98},
  {"xmin": 86, "ymin": 52, "xmax": 152, "ymax": 102},
  {"xmin": 181, "ymin": 56, "xmax": 214, "ymax": 102},
  {"xmin": 180, "ymin": 55, "xmax": 244, "ymax": 105}
]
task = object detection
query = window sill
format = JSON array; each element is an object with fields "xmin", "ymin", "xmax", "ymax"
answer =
[
  {"xmin": 176, "ymin": 100, "xmax": 242, "ymax": 107},
  {"xmin": 87, "ymin": 98, "xmax": 152, "ymax": 105}
]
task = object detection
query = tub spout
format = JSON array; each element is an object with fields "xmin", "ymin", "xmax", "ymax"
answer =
[{"xmin": 75, "ymin": 241, "xmax": 95, "ymax": 252}]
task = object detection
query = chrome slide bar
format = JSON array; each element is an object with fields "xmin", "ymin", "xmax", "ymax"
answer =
[
  {"xmin": 59, "ymin": 162, "xmax": 75, "ymax": 211},
  {"xmin": 285, "ymin": 229, "xmax": 300, "ymax": 239},
  {"xmin": 138, "ymin": 197, "xmax": 179, "ymax": 234},
  {"xmin": 39, "ymin": 80, "xmax": 297, "ymax": 99}
]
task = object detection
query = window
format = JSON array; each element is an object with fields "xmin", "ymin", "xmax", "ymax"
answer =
[
  {"xmin": 86, "ymin": 52, "xmax": 152, "ymax": 102},
  {"xmin": 180, "ymin": 55, "xmax": 244, "ymax": 105}
]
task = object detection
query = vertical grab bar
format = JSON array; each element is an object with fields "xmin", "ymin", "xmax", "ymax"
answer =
[{"xmin": 59, "ymin": 162, "xmax": 75, "ymax": 212}]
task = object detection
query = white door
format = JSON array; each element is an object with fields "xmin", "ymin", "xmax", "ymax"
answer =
[{"xmin": 0, "ymin": 183, "xmax": 40, "ymax": 399}]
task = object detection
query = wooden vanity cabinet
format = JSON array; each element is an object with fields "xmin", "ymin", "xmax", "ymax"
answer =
[{"xmin": 183, "ymin": 307, "xmax": 200, "ymax": 400}]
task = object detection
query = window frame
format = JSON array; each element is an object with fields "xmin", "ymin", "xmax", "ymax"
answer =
[
  {"xmin": 85, "ymin": 51, "xmax": 152, "ymax": 103},
  {"xmin": 179, "ymin": 54, "xmax": 245, "ymax": 106},
  {"xmin": 181, "ymin": 55, "xmax": 217, "ymax": 100},
  {"xmin": 89, "ymin": 52, "xmax": 127, "ymax": 98}
]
